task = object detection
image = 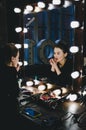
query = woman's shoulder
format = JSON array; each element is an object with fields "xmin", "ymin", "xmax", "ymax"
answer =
[
  {"xmin": 63, "ymin": 58, "xmax": 73, "ymax": 71},
  {"xmin": 65, "ymin": 58, "xmax": 73, "ymax": 72},
  {"xmin": 0, "ymin": 65, "xmax": 17, "ymax": 76}
]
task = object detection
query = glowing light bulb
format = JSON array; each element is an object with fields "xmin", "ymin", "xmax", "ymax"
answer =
[
  {"xmin": 71, "ymin": 71, "xmax": 80, "ymax": 79},
  {"xmin": 70, "ymin": 21, "xmax": 80, "ymax": 28},
  {"xmin": 38, "ymin": 85, "xmax": 46, "ymax": 91},
  {"xmin": 69, "ymin": 46, "xmax": 79, "ymax": 53},
  {"xmin": 26, "ymin": 81, "xmax": 34, "ymax": 86}
]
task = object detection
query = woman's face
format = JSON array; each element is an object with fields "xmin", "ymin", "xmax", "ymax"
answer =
[
  {"xmin": 11, "ymin": 51, "xmax": 19, "ymax": 68},
  {"xmin": 54, "ymin": 47, "xmax": 67, "ymax": 63}
]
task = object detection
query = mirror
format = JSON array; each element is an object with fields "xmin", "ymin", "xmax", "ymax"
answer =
[
  {"xmin": 12, "ymin": 0, "xmax": 85, "ymax": 91},
  {"xmin": 22, "ymin": 3, "xmax": 75, "ymax": 64}
]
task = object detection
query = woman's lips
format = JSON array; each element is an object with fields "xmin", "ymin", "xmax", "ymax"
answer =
[{"xmin": 54, "ymin": 58, "xmax": 58, "ymax": 62}]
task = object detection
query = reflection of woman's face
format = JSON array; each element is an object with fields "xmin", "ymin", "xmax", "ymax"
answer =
[{"xmin": 54, "ymin": 47, "xmax": 67, "ymax": 63}]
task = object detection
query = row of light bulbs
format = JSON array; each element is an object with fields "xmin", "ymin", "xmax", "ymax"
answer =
[
  {"xmin": 14, "ymin": 0, "xmax": 85, "ymax": 14},
  {"xmin": 14, "ymin": 0, "xmax": 84, "ymax": 33}
]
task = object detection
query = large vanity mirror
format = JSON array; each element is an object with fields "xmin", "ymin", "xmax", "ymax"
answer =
[
  {"xmin": 13, "ymin": 0, "xmax": 85, "ymax": 91},
  {"xmin": 22, "ymin": 1, "xmax": 75, "ymax": 64}
]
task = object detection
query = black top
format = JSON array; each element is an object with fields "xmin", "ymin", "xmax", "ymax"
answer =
[
  {"xmin": 0, "ymin": 65, "xmax": 20, "ymax": 129},
  {"xmin": 48, "ymin": 58, "xmax": 73, "ymax": 87},
  {"xmin": 0, "ymin": 65, "xmax": 19, "ymax": 98}
]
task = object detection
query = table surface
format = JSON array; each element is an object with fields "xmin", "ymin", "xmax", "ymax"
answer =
[{"xmin": 19, "ymin": 78, "xmax": 86, "ymax": 130}]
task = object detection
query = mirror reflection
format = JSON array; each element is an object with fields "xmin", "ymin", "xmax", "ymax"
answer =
[
  {"xmin": 22, "ymin": 3, "xmax": 75, "ymax": 64},
  {"xmin": 14, "ymin": 0, "xmax": 84, "ymax": 92}
]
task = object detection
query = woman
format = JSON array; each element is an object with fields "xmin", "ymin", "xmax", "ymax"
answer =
[
  {"xmin": 49, "ymin": 40, "xmax": 73, "ymax": 87},
  {"xmin": 0, "ymin": 43, "xmax": 21, "ymax": 129}
]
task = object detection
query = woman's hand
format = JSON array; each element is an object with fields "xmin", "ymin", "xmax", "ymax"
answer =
[
  {"xmin": 16, "ymin": 64, "xmax": 20, "ymax": 72},
  {"xmin": 49, "ymin": 58, "xmax": 57, "ymax": 72},
  {"xmin": 49, "ymin": 58, "xmax": 56, "ymax": 65},
  {"xmin": 49, "ymin": 58, "xmax": 61, "ymax": 75}
]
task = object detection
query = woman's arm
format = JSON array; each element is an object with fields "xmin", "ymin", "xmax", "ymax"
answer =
[{"xmin": 49, "ymin": 58, "xmax": 61, "ymax": 75}]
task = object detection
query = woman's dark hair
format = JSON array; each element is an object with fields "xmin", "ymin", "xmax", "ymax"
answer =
[
  {"xmin": 1, "ymin": 43, "xmax": 19, "ymax": 65},
  {"xmin": 54, "ymin": 40, "xmax": 69, "ymax": 54}
]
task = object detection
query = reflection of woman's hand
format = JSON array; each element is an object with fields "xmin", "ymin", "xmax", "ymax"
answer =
[
  {"xmin": 49, "ymin": 58, "xmax": 56, "ymax": 65},
  {"xmin": 49, "ymin": 58, "xmax": 57, "ymax": 67},
  {"xmin": 49, "ymin": 58, "xmax": 53, "ymax": 64},
  {"xmin": 49, "ymin": 58, "xmax": 61, "ymax": 75},
  {"xmin": 49, "ymin": 58, "xmax": 57, "ymax": 72}
]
